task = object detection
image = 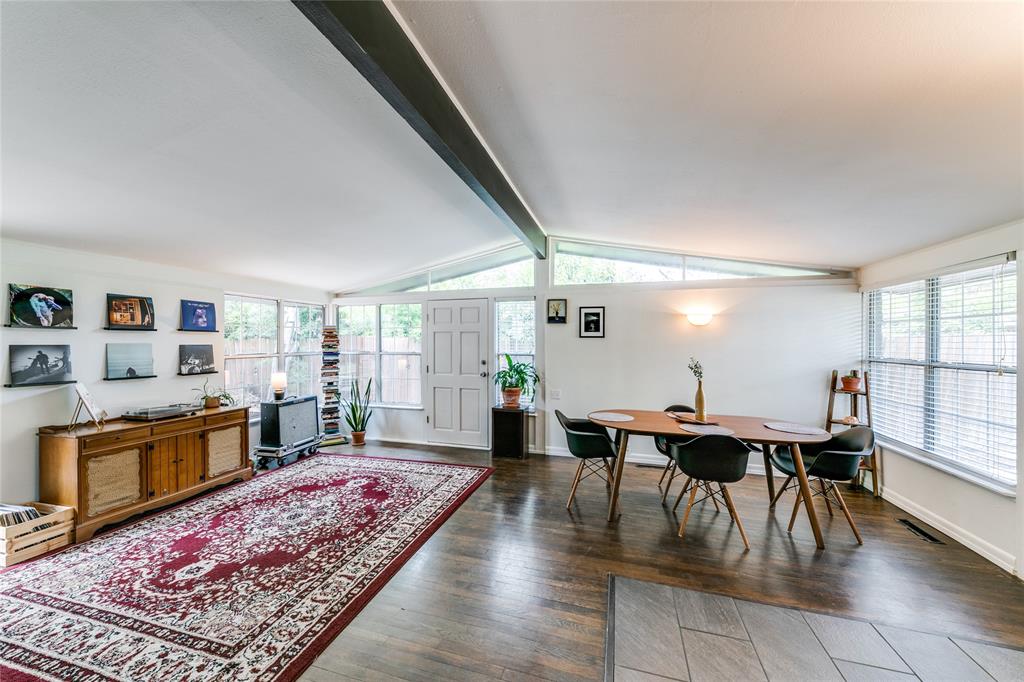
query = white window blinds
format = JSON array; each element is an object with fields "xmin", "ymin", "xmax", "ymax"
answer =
[{"xmin": 865, "ymin": 256, "xmax": 1017, "ymax": 488}]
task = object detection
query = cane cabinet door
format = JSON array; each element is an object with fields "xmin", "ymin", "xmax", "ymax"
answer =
[
  {"xmin": 206, "ymin": 424, "xmax": 245, "ymax": 478},
  {"xmin": 81, "ymin": 445, "xmax": 146, "ymax": 519}
]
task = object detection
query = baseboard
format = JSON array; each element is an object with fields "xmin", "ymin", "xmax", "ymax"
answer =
[
  {"xmin": 545, "ymin": 447, "xmax": 768, "ymax": 476},
  {"xmin": 881, "ymin": 487, "xmax": 1017, "ymax": 576}
]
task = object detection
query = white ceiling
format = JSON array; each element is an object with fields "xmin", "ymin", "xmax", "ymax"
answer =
[
  {"xmin": 0, "ymin": 1, "xmax": 514, "ymax": 292},
  {"xmin": 395, "ymin": 0, "xmax": 1024, "ymax": 269}
]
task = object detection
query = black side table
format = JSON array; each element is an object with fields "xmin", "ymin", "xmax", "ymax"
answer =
[{"xmin": 492, "ymin": 404, "xmax": 531, "ymax": 459}]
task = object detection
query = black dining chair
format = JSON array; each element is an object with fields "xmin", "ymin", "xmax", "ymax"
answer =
[
  {"xmin": 655, "ymin": 404, "xmax": 695, "ymax": 503},
  {"xmin": 670, "ymin": 435, "xmax": 752, "ymax": 550},
  {"xmin": 555, "ymin": 410, "xmax": 617, "ymax": 510},
  {"xmin": 769, "ymin": 426, "xmax": 874, "ymax": 544}
]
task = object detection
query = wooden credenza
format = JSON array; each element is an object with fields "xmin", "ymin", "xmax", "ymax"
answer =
[{"xmin": 38, "ymin": 406, "xmax": 252, "ymax": 542}]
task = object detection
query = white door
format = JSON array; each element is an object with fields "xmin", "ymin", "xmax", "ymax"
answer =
[{"xmin": 426, "ymin": 298, "xmax": 489, "ymax": 447}]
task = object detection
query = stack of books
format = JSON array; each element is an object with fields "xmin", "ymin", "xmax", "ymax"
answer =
[{"xmin": 320, "ymin": 325, "xmax": 346, "ymax": 446}]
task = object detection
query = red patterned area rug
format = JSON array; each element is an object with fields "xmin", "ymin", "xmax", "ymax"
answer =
[{"xmin": 0, "ymin": 455, "xmax": 492, "ymax": 682}]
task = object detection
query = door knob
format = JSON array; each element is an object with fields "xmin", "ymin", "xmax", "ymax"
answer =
[{"xmin": 480, "ymin": 371, "xmax": 487, "ymax": 377}]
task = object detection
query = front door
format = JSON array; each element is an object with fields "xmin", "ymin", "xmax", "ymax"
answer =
[{"xmin": 426, "ymin": 298, "xmax": 489, "ymax": 447}]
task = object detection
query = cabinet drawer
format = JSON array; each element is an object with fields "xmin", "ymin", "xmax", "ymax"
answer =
[
  {"xmin": 153, "ymin": 417, "xmax": 202, "ymax": 436},
  {"xmin": 82, "ymin": 429, "xmax": 150, "ymax": 452},
  {"xmin": 205, "ymin": 411, "xmax": 245, "ymax": 427}
]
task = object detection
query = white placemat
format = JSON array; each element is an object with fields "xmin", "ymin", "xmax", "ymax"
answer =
[
  {"xmin": 588, "ymin": 411, "xmax": 635, "ymax": 422},
  {"xmin": 680, "ymin": 424, "xmax": 735, "ymax": 436},
  {"xmin": 764, "ymin": 421, "xmax": 829, "ymax": 436}
]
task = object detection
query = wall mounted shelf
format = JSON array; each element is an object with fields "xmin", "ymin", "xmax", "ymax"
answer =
[
  {"xmin": 103, "ymin": 375, "xmax": 158, "ymax": 381},
  {"xmin": 103, "ymin": 327, "xmax": 158, "ymax": 331},
  {"xmin": 177, "ymin": 371, "xmax": 219, "ymax": 376},
  {"xmin": 4, "ymin": 380, "xmax": 77, "ymax": 388},
  {"xmin": 176, "ymin": 328, "xmax": 220, "ymax": 333},
  {"xmin": 3, "ymin": 324, "xmax": 78, "ymax": 330}
]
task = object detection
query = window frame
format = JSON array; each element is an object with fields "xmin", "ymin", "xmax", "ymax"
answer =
[
  {"xmin": 864, "ymin": 257, "xmax": 1017, "ymax": 494},
  {"xmin": 494, "ymin": 296, "xmax": 537, "ymax": 408},
  {"xmin": 281, "ymin": 300, "xmax": 326, "ymax": 401},
  {"xmin": 336, "ymin": 302, "xmax": 424, "ymax": 408}
]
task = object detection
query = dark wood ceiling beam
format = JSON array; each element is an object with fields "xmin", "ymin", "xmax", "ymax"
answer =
[{"xmin": 293, "ymin": 0, "xmax": 547, "ymax": 258}]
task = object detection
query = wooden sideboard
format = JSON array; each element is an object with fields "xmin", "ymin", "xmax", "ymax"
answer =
[{"xmin": 39, "ymin": 406, "xmax": 252, "ymax": 542}]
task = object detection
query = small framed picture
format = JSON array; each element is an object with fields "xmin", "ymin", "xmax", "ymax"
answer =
[
  {"xmin": 547, "ymin": 298, "xmax": 567, "ymax": 324},
  {"xmin": 180, "ymin": 300, "xmax": 217, "ymax": 332},
  {"xmin": 106, "ymin": 293, "xmax": 155, "ymax": 330},
  {"xmin": 8, "ymin": 284, "xmax": 75, "ymax": 328},
  {"xmin": 105, "ymin": 343, "xmax": 155, "ymax": 380},
  {"xmin": 579, "ymin": 306, "xmax": 605, "ymax": 338},
  {"xmin": 179, "ymin": 344, "xmax": 216, "ymax": 375}
]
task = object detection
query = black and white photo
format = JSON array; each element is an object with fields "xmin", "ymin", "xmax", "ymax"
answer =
[
  {"xmin": 179, "ymin": 344, "xmax": 216, "ymax": 375},
  {"xmin": 579, "ymin": 306, "xmax": 605, "ymax": 338},
  {"xmin": 106, "ymin": 343, "xmax": 155, "ymax": 379},
  {"xmin": 8, "ymin": 345, "xmax": 73, "ymax": 385}
]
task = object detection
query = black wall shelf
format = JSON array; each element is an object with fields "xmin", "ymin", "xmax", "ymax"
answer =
[
  {"xmin": 103, "ymin": 327, "xmax": 158, "ymax": 331},
  {"xmin": 4, "ymin": 380, "xmax": 77, "ymax": 387},
  {"xmin": 3, "ymin": 324, "xmax": 78, "ymax": 329},
  {"xmin": 177, "ymin": 371, "xmax": 219, "ymax": 376},
  {"xmin": 103, "ymin": 375, "xmax": 158, "ymax": 381},
  {"xmin": 177, "ymin": 328, "xmax": 220, "ymax": 333}
]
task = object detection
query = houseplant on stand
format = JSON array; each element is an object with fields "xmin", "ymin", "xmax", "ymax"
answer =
[
  {"xmin": 193, "ymin": 379, "xmax": 236, "ymax": 409},
  {"xmin": 343, "ymin": 378, "xmax": 373, "ymax": 446},
  {"xmin": 688, "ymin": 357, "xmax": 706, "ymax": 422},
  {"xmin": 841, "ymin": 369, "xmax": 862, "ymax": 392},
  {"xmin": 493, "ymin": 354, "xmax": 540, "ymax": 408}
]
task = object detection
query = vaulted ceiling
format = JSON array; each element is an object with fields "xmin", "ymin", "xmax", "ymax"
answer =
[{"xmin": 2, "ymin": 1, "xmax": 1021, "ymax": 290}]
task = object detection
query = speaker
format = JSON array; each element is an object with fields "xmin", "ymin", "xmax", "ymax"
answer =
[{"xmin": 260, "ymin": 395, "xmax": 320, "ymax": 449}]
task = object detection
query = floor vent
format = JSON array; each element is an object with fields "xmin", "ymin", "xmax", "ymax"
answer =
[
  {"xmin": 635, "ymin": 463, "xmax": 665, "ymax": 469},
  {"xmin": 898, "ymin": 518, "xmax": 944, "ymax": 544}
]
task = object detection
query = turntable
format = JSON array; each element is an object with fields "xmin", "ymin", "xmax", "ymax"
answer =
[{"xmin": 122, "ymin": 404, "xmax": 198, "ymax": 421}]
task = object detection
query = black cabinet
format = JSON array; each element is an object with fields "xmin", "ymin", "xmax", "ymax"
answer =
[{"xmin": 492, "ymin": 405, "xmax": 530, "ymax": 459}]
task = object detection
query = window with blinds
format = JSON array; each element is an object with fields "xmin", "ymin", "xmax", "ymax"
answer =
[{"xmin": 865, "ymin": 256, "xmax": 1017, "ymax": 489}]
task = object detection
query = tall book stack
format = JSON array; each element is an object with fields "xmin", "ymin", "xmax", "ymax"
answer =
[{"xmin": 320, "ymin": 325, "xmax": 346, "ymax": 446}]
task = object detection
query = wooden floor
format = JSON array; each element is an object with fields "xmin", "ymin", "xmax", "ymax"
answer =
[{"xmin": 300, "ymin": 443, "xmax": 1024, "ymax": 682}]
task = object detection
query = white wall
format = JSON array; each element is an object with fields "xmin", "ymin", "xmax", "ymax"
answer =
[
  {"xmin": 859, "ymin": 219, "xmax": 1024, "ymax": 575},
  {"xmin": 0, "ymin": 239, "xmax": 329, "ymax": 501}
]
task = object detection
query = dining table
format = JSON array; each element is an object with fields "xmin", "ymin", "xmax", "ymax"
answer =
[{"xmin": 588, "ymin": 410, "xmax": 833, "ymax": 549}]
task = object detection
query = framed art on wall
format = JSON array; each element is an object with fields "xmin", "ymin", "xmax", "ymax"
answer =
[
  {"xmin": 7, "ymin": 345, "xmax": 73, "ymax": 386},
  {"xmin": 579, "ymin": 306, "xmax": 605, "ymax": 338},
  {"xmin": 106, "ymin": 293, "xmax": 155, "ymax": 330},
  {"xmin": 8, "ymin": 284, "xmax": 74, "ymax": 328},
  {"xmin": 179, "ymin": 344, "xmax": 216, "ymax": 375},
  {"xmin": 105, "ymin": 343, "xmax": 155, "ymax": 380},
  {"xmin": 180, "ymin": 300, "xmax": 217, "ymax": 332},
  {"xmin": 547, "ymin": 299, "xmax": 567, "ymax": 324}
]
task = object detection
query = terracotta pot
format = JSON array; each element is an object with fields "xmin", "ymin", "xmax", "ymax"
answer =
[
  {"xmin": 204, "ymin": 396, "xmax": 221, "ymax": 409},
  {"xmin": 841, "ymin": 376, "xmax": 862, "ymax": 392},
  {"xmin": 502, "ymin": 387, "xmax": 523, "ymax": 408},
  {"xmin": 351, "ymin": 431, "xmax": 366, "ymax": 446}
]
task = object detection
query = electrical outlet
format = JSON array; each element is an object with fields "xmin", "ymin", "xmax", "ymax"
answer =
[{"xmin": 550, "ymin": 389, "xmax": 562, "ymax": 400}]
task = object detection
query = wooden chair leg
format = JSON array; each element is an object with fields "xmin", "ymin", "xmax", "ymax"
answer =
[
  {"xmin": 703, "ymin": 482, "xmax": 721, "ymax": 512},
  {"xmin": 677, "ymin": 482, "xmax": 700, "ymax": 538},
  {"xmin": 788, "ymin": 488, "xmax": 804, "ymax": 533},
  {"xmin": 870, "ymin": 450, "xmax": 880, "ymax": 497},
  {"xmin": 720, "ymin": 484, "xmax": 750, "ymax": 550},
  {"xmin": 672, "ymin": 477, "xmax": 693, "ymax": 511},
  {"xmin": 830, "ymin": 483, "xmax": 864, "ymax": 545},
  {"xmin": 661, "ymin": 466, "xmax": 679, "ymax": 504},
  {"xmin": 566, "ymin": 460, "xmax": 585, "ymax": 510},
  {"xmin": 603, "ymin": 458, "xmax": 613, "ymax": 488},
  {"xmin": 819, "ymin": 478, "xmax": 834, "ymax": 516},
  {"xmin": 658, "ymin": 459, "xmax": 673, "ymax": 485},
  {"xmin": 769, "ymin": 476, "xmax": 793, "ymax": 508}
]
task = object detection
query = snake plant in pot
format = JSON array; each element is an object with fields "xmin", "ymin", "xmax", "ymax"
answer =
[
  {"xmin": 493, "ymin": 354, "xmax": 540, "ymax": 408},
  {"xmin": 343, "ymin": 378, "xmax": 373, "ymax": 446}
]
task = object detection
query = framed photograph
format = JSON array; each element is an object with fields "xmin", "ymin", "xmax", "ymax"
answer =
[
  {"xmin": 105, "ymin": 343, "xmax": 155, "ymax": 380},
  {"xmin": 579, "ymin": 306, "xmax": 605, "ymax": 338},
  {"xmin": 8, "ymin": 284, "xmax": 74, "ymax": 328},
  {"xmin": 180, "ymin": 299, "xmax": 217, "ymax": 332},
  {"xmin": 8, "ymin": 344, "xmax": 73, "ymax": 386},
  {"xmin": 179, "ymin": 344, "xmax": 216, "ymax": 375},
  {"xmin": 547, "ymin": 298, "xmax": 567, "ymax": 324},
  {"xmin": 106, "ymin": 293, "xmax": 155, "ymax": 330}
]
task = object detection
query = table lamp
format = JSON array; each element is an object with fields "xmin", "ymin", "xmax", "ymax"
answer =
[{"xmin": 271, "ymin": 372, "xmax": 287, "ymax": 401}]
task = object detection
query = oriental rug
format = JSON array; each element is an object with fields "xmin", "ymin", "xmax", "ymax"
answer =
[{"xmin": 0, "ymin": 455, "xmax": 492, "ymax": 681}]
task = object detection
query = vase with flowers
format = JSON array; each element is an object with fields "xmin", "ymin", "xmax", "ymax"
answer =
[{"xmin": 688, "ymin": 357, "xmax": 707, "ymax": 422}]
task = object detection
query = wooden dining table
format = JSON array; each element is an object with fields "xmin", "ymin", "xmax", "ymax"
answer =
[{"xmin": 589, "ymin": 410, "xmax": 833, "ymax": 549}]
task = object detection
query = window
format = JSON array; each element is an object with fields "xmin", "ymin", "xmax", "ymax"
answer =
[
  {"xmin": 865, "ymin": 256, "xmax": 1017, "ymax": 489},
  {"xmin": 351, "ymin": 245, "xmax": 534, "ymax": 293},
  {"xmin": 552, "ymin": 239, "xmax": 840, "ymax": 286},
  {"xmin": 495, "ymin": 299, "xmax": 536, "ymax": 406},
  {"xmin": 338, "ymin": 303, "xmax": 423, "ymax": 406},
  {"xmin": 224, "ymin": 295, "xmax": 325, "ymax": 413}
]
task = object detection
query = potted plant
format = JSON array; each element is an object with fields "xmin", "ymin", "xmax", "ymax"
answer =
[
  {"xmin": 688, "ymin": 357, "xmax": 706, "ymax": 422},
  {"xmin": 841, "ymin": 369, "xmax": 862, "ymax": 392},
  {"xmin": 493, "ymin": 354, "xmax": 540, "ymax": 408},
  {"xmin": 343, "ymin": 378, "xmax": 373, "ymax": 446},
  {"xmin": 193, "ymin": 379, "xmax": 236, "ymax": 410}
]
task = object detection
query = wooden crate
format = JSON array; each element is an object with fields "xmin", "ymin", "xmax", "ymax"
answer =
[{"xmin": 1, "ymin": 502, "xmax": 75, "ymax": 568}]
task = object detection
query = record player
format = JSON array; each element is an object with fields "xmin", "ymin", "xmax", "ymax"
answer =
[{"xmin": 122, "ymin": 404, "xmax": 198, "ymax": 421}]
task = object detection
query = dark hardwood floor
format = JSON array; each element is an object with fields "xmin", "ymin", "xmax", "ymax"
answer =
[{"xmin": 300, "ymin": 443, "xmax": 1024, "ymax": 682}]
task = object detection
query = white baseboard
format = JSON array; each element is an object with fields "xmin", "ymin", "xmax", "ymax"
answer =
[
  {"xmin": 545, "ymin": 447, "xmax": 768, "ymax": 476},
  {"xmin": 882, "ymin": 487, "xmax": 1017, "ymax": 575}
]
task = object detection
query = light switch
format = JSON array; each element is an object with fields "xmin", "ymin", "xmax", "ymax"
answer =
[{"xmin": 550, "ymin": 389, "xmax": 562, "ymax": 400}]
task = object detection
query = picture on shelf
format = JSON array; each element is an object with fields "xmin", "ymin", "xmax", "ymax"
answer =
[
  {"xmin": 547, "ymin": 298, "xmax": 567, "ymax": 324},
  {"xmin": 106, "ymin": 293, "xmax": 155, "ymax": 330},
  {"xmin": 180, "ymin": 299, "xmax": 216, "ymax": 331},
  {"xmin": 579, "ymin": 306, "xmax": 605, "ymax": 338},
  {"xmin": 8, "ymin": 344, "xmax": 73, "ymax": 385},
  {"xmin": 74, "ymin": 382, "xmax": 108, "ymax": 423},
  {"xmin": 179, "ymin": 344, "xmax": 216, "ymax": 375},
  {"xmin": 106, "ymin": 343, "xmax": 154, "ymax": 379},
  {"xmin": 8, "ymin": 284, "xmax": 74, "ymax": 328}
]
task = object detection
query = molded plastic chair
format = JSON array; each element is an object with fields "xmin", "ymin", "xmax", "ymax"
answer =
[
  {"xmin": 669, "ymin": 435, "xmax": 752, "ymax": 550},
  {"xmin": 770, "ymin": 426, "xmax": 874, "ymax": 544},
  {"xmin": 555, "ymin": 410, "xmax": 617, "ymax": 510}
]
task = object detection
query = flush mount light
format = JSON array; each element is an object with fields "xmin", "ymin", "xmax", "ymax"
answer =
[{"xmin": 686, "ymin": 311, "xmax": 713, "ymax": 326}]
